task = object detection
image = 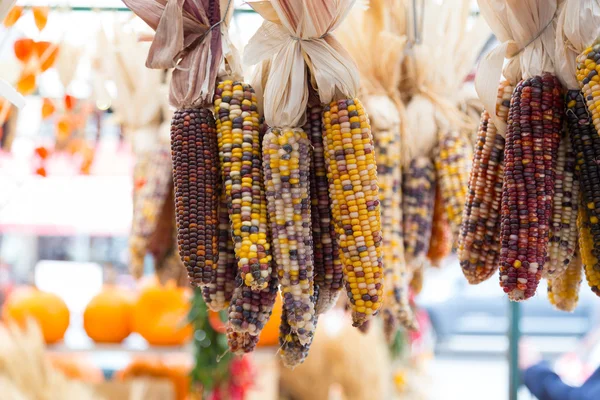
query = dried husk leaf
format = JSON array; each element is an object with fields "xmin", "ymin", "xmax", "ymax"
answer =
[{"xmin": 244, "ymin": 0, "xmax": 359, "ymax": 128}]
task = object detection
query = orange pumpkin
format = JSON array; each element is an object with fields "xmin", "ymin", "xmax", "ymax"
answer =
[
  {"xmin": 49, "ymin": 354, "xmax": 104, "ymax": 383},
  {"xmin": 132, "ymin": 281, "xmax": 192, "ymax": 346},
  {"xmin": 117, "ymin": 357, "xmax": 191, "ymax": 400},
  {"xmin": 2, "ymin": 287, "xmax": 70, "ymax": 344},
  {"xmin": 84, "ymin": 286, "xmax": 133, "ymax": 343},
  {"xmin": 3, "ymin": 6, "xmax": 22, "ymax": 27},
  {"xmin": 257, "ymin": 294, "xmax": 282, "ymax": 347}
]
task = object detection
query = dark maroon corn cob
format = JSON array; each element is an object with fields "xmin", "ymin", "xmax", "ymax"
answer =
[
  {"xmin": 171, "ymin": 109, "xmax": 220, "ymax": 286},
  {"xmin": 304, "ymin": 106, "xmax": 343, "ymax": 314},
  {"xmin": 499, "ymin": 74, "xmax": 563, "ymax": 300}
]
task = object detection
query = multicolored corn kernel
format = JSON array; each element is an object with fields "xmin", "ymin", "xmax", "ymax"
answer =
[
  {"xmin": 171, "ymin": 108, "xmax": 220, "ymax": 286},
  {"xmin": 428, "ymin": 188, "xmax": 453, "ymax": 267},
  {"xmin": 227, "ymin": 327, "xmax": 260, "ymax": 355},
  {"xmin": 547, "ymin": 253, "xmax": 583, "ymax": 312},
  {"xmin": 567, "ymin": 90, "xmax": 600, "ymax": 296},
  {"xmin": 227, "ymin": 266, "xmax": 279, "ymax": 336},
  {"xmin": 304, "ymin": 106, "xmax": 342, "ymax": 314},
  {"xmin": 214, "ymin": 80, "xmax": 272, "ymax": 291},
  {"xmin": 279, "ymin": 286, "xmax": 319, "ymax": 368},
  {"xmin": 499, "ymin": 74, "xmax": 563, "ymax": 301},
  {"xmin": 433, "ymin": 130, "xmax": 472, "ymax": 238},
  {"xmin": 544, "ymin": 132, "xmax": 579, "ymax": 278},
  {"xmin": 576, "ymin": 42, "xmax": 600, "ymax": 136},
  {"xmin": 202, "ymin": 191, "xmax": 237, "ymax": 311},
  {"xmin": 370, "ymin": 102, "xmax": 414, "ymax": 330},
  {"xmin": 263, "ymin": 128, "xmax": 316, "ymax": 344},
  {"xmin": 322, "ymin": 98, "xmax": 384, "ymax": 327},
  {"xmin": 129, "ymin": 146, "xmax": 173, "ymax": 278},
  {"xmin": 402, "ymin": 156, "xmax": 436, "ymax": 272},
  {"xmin": 458, "ymin": 81, "xmax": 512, "ymax": 284}
]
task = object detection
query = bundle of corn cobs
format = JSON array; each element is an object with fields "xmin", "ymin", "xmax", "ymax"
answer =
[{"xmin": 456, "ymin": 0, "xmax": 600, "ymax": 312}]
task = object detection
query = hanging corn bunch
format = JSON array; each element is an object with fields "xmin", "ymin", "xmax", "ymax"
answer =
[
  {"xmin": 567, "ymin": 90, "xmax": 600, "ymax": 296},
  {"xmin": 433, "ymin": 129, "xmax": 472, "ymax": 238},
  {"xmin": 403, "ymin": 157, "xmax": 436, "ymax": 272},
  {"xmin": 458, "ymin": 81, "xmax": 513, "ymax": 284},
  {"xmin": 545, "ymin": 131, "xmax": 579, "ymax": 278},
  {"xmin": 428, "ymin": 188, "xmax": 452, "ymax": 267},
  {"xmin": 304, "ymin": 105, "xmax": 343, "ymax": 314},
  {"xmin": 214, "ymin": 80, "xmax": 272, "ymax": 291},
  {"xmin": 547, "ymin": 253, "xmax": 583, "ymax": 312}
]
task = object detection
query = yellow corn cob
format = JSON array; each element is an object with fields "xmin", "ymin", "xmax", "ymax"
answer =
[
  {"xmin": 576, "ymin": 43, "xmax": 600, "ymax": 136},
  {"xmin": 428, "ymin": 188, "xmax": 453, "ymax": 267},
  {"xmin": 322, "ymin": 98, "xmax": 384, "ymax": 327},
  {"xmin": 433, "ymin": 130, "xmax": 472, "ymax": 238},
  {"xmin": 547, "ymin": 253, "xmax": 583, "ymax": 312},
  {"xmin": 214, "ymin": 80, "xmax": 272, "ymax": 291},
  {"xmin": 263, "ymin": 128, "xmax": 316, "ymax": 345},
  {"xmin": 578, "ymin": 207, "xmax": 600, "ymax": 296}
]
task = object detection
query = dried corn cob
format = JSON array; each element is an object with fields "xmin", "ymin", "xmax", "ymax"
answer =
[
  {"xmin": 227, "ymin": 327, "xmax": 260, "ymax": 355},
  {"xmin": 433, "ymin": 130, "xmax": 472, "ymax": 238},
  {"xmin": 214, "ymin": 81, "xmax": 272, "ymax": 291},
  {"xmin": 322, "ymin": 98, "xmax": 384, "ymax": 327},
  {"xmin": 576, "ymin": 43, "xmax": 600, "ymax": 136},
  {"xmin": 458, "ymin": 81, "xmax": 512, "ymax": 284},
  {"xmin": 171, "ymin": 108, "xmax": 220, "ymax": 286},
  {"xmin": 403, "ymin": 156, "xmax": 436, "ymax": 271},
  {"xmin": 499, "ymin": 74, "xmax": 563, "ymax": 301},
  {"xmin": 547, "ymin": 253, "xmax": 582, "ymax": 312},
  {"xmin": 263, "ymin": 128, "xmax": 316, "ymax": 344},
  {"xmin": 227, "ymin": 265, "xmax": 279, "ymax": 336},
  {"xmin": 409, "ymin": 264, "xmax": 424, "ymax": 295},
  {"xmin": 130, "ymin": 147, "xmax": 173, "ymax": 278},
  {"xmin": 202, "ymin": 192, "xmax": 237, "ymax": 311},
  {"xmin": 544, "ymin": 132, "xmax": 579, "ymax": 278},
  {"xmin": 382, "ymin": 308, "xmax": 399, "ymax": 343},
  {"xmin": 279, "ymin": 287, "xmax": 319, "ymax": 368},
  {"xmin": 567, "ymin": 90, "xmax": 600, "ymax": 296},
  {"xmin": 428, "ymin": 188, "xmax": 452, "ymax": 267},
  {"xmin": 304, "ymin": 106, "xmax": 342, "ymax": 314}
]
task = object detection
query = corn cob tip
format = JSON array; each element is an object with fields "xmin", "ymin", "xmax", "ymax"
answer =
[
  {"xmin": 226, "ymin": 327, "xmax": 259, "ymax": 355},
  {"xmin": 314, "ymin": 289, "xmax": 341, "ymax": 315}
]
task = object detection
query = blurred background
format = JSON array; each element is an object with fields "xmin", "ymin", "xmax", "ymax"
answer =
[{"xmin": 1, "ymin": 1, "xmax": 599, "ymax": 399}]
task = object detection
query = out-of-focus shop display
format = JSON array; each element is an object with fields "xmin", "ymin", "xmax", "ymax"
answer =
[{"xmin": 4, "ymin": 0, "xmax": 600, "ymax": 399}]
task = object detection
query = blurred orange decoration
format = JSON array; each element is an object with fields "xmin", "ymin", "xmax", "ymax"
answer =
[
  {"xmin": 2, "ymin": 286, "xmax": 70, "ymax": 344},
  {"xmin": 56, "ymin": 115, "xmax": 73, "ymax": 140},
  {"xmin": 14, "ymin": 38, "xmax": 34, "ymax": 62},
  {"xmin": 117, "ymin": 357, "xmax": 190, "ymax": 400},
  {"xmin": 132, "ymin": 280, "xmax": 192, "ymax": 346},
  {"xmin": 34, "ymin": 146, "xmax": 49, "ymax": 159},
  {"xmin": 34, "ymin": 41, "xmax": 59, "ymax": 72},
  {"xmin": 32, "ymin": 6, "xmax": 50, "ymax": 31},
  {"xmin": 257, "ymin": 294, "xmax": 282, "ymax": 347},
  {"xmin": 49, "ymin": 354, "xmax": 105, "ymax": 383},
  {"xmin": 64, "ymin": 94, "xmax": 76, "ymax": 111},
  {"xmin": 80, "ymin": 146, "xmax": 95, "ymax": 175},
  {"xmin": 0, "ymin": 98, "xmax": 12, "ymax": 125},
  {"xmin": 3, "ymin": 5, "xmax": 22, "ymax": 27},
  {"xmin": 16, "ymin": 72, "xmax": 36, "ymax": 95},
  {"xmin": 35, "ymin": 166, "xmax": 47, "ymax": 177},
  {"xmin": 84, "ymin": 286, "xmax": 134, "ymax": 343},
  {"xmin": 41, "ymin": 98, "xmax": 56, "ymax": 119}
]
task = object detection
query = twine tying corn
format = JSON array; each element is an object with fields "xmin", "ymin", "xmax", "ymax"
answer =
[
  {"xmin": 545, "ymin": 131, "xmax": 579, "ymax": 278},
  {"xmin": 547, "ymin": 253, "xmax": 583, "ymax": 312},
  {"xmin": 567, "ymin": 90, "xmax": 600, "ymax": 296},
  {"xmin": 499, "ymin": 74, "xmax": 563, "ymax": 301},
  {"xmin": 214, "ymin": 80, "xmax": 272, "ymax": 291},
  {"xmin": 458, "ymin": 81, "xmax": 512, "ymax": 284},
  {"xmin": 202, "ymin": 191, "xmax": 237, "ymax": 311},
  {"xmin": 433, "ymin": 130, "xmax": 472, "ymax": 238},
  {"xmin": 322, "ymin": 98, "xmax": 384, "ymax": 327},
  {"xmin": 263, "ymin": 128, "xmax": 316, "ymax": 345},
  {"xmin": 402, "ymin": 157, "xmax": 436, "ymax": 272},
  {"xmin": 171, "ymin": 108, "xmax": 220, "ymax": 286},
  {"xmin": 304, "ymin": 106, "xmax": 343, "ymax": 314},
  {"xmin": 576, "ymin": 43, "xmax": 600, "ymax": 136}
]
